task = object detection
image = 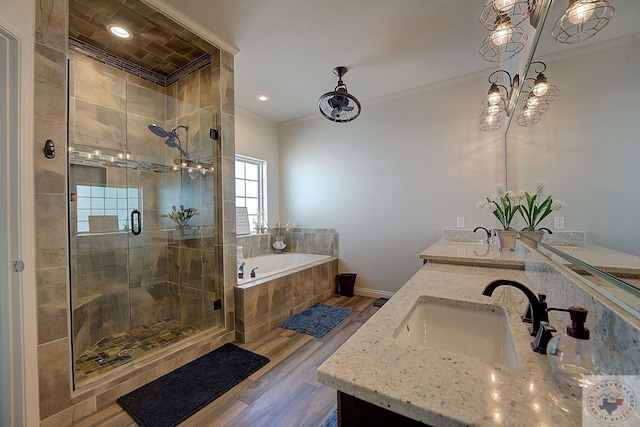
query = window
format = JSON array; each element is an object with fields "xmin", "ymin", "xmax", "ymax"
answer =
[
  {"xmin": 235, "ymin": 155, "xmax": 266, "ymax": 232},
  {"xmin": 76, "ymin": 184, "xmax": 141, "ymax": 233}
]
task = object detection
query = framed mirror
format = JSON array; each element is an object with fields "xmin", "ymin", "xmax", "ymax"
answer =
[{"xmin": 505, "ymin": 0, "xmax": 640, "ymax": 315}]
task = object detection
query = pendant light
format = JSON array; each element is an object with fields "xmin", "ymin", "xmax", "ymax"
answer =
[
  {"xmin": 516, "ymin": 62, "xmax": 559, "ymax": 127},
  {"xmin": 480, "ymin": 13, "xmax": 528, "ymax": 62},
  {"xmin": 479, "ymin": 70, "xmax": 517, "ymax": 132},
  {"xmin": 480, "ymin": 0, "xmax": 535, "ymax": 30},
  {"xmin": 551, "ymin": 0, "xmax": 615, "ymax": 44}
]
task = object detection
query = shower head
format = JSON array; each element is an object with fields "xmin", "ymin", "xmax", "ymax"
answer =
[
  {"xmin": 148, "ymin": 124, "xmax": 189, "ymax": 159},
  {"xmin": 148, "ymin": 124, "xmax": 174, "ymax": 138}
]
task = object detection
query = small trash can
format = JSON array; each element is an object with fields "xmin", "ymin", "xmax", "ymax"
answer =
[{"xmin": 336, "ymin": 273, "xmax": 357, "ymax": 297}]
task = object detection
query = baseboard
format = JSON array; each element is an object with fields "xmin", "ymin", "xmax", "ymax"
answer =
[{"xmin": 353, "ymin": 287, "xmax": 395, "ymax": 299}]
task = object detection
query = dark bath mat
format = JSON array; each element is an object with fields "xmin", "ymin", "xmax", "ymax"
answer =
[
  {"xmin": 321, "ymin": 409, "xmax": 338, "ymax": 427},
  {"xmin": 116, "ymin": 343, "xmax": 269, "ymax": 427},
  {"xmin": 373, "ymin": 297, "xmax": 389, "ymax": 307},
  {"xmin": 279, "ymin": 303, "xmax": 352, "ymax": 338}
]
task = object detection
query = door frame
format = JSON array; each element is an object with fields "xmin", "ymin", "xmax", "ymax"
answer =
[{"xmin": 0, "ymin": 10, "xmax": 39, "ymax": 427}]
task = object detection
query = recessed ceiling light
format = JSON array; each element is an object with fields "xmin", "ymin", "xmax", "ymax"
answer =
[
  {"xmin": 107, "ymin": 24, "xmax": 133, "ymax": 40},
  {"xmin": 256, "ymin": 95, "xmax": 270, "ymax": 102}
]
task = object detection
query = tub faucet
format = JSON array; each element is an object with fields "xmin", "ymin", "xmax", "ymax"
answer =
[
  {"xmin": 473, "ymin": 226, "xmax": 491, "ymax": 243},
  {"xmin": 250, "ymin": 267, "xmax": 259, "ymax": 278},
  {"xmin": 482, "ymin": 279, "xmax": 549, "ymax": 337},
  {"xmin": 238, "ymin": 261, "xmax": 246, "ymax": 279}
]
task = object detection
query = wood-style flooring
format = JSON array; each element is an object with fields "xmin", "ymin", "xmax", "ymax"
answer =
[{"xmin": 72, "ymin": 295, "xmax": 379, "ymax": 427}]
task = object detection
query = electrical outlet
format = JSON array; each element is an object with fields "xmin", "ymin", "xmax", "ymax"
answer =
[
  {"xmin": 554, "ymin": 217, "xmax": 565, "ymax": 230},
  {"xmin": 456, "ymin": 217, "xmax": 465, "ymax": 228}
]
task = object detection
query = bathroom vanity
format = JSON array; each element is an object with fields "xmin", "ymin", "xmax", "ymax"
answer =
[
  {"xmin": 317, "ymin": 262, "xmax": 581, "ymax": 426},
  {"xmin": 318, "ymin": 238, "xmax": 640, "ymax": 426}
]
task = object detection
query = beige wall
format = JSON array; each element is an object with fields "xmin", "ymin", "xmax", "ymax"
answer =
[{"xmin": 278, "ymin": 75, "xmax": 504, "ymax": 295}]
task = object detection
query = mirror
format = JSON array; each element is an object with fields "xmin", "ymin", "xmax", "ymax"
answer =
[{"xmin": 506, "ymin": 0, "xmax": 640, "ymax": 314}]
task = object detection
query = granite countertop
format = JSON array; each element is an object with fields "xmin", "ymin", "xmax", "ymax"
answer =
[
  {"xmin": 317, "ymin": 263, "xmax": 583, "ymax": 426},
  {"xmin": 419, "ymin": 240, "xmax": 525, "ymax": 269},
  {"xmin": 543, "ymin": 243, "xmax": 640, "ymax": 278}
]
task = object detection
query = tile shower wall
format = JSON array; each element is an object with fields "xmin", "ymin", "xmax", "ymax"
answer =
[
  {"xmin": 34, "ymin": 1, "xmax": 238, "ymax": 425},
  {"xmin": 237, "ymin": 228, "xmax": 339, "ymax": 258}
]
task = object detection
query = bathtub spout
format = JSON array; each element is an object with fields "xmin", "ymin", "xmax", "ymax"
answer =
[{"xmin": 251, "ymin": 267, "xmax": 259, "ymax": 278}]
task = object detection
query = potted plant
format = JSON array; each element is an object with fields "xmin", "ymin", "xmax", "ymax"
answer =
[
  {"xmin": 477, "ymin": 184, "xmax": 523, "ymax": 251},
  {"xmin": 163, "ymin": 205, "xmax": 199, "ymax": 235},
  {"xmin": 519, "ymin": 182, "xmax": 565, "ymax": 247}
]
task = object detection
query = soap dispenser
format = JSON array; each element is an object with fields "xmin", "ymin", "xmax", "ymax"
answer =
[
  {"xmin": 546, "ymin": 306, "xmax": 612, "ymax": 387},
  {"xmin": 237, "ymin": 246, "xmax": 246, "ymax": 278}
]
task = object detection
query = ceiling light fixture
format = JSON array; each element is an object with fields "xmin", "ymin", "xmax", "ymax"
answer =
[
  {"xmin": 318, "ymin": 66, "xmax": 361, "ymax": 123},
  {"xmin": 551, "ymin": 0, "xmax": 614, "ymax": 44},
  {"xmin": 256, "ymin": 95, "xmax": 270, "ymax": 102},
  {"xmin": 479, "ymin": 70, "xmax": 520, "ymax": 132},
  {"xmin": 107, "ymin": 24, "xmax": 133, "ymax": 40},
  {"xmin": 480, "ymin": 13, "xmax": 528, "ymax": 62},
  {"xmin": 516, "ymin": 62, "xmax": 559, "ymax": 127}
]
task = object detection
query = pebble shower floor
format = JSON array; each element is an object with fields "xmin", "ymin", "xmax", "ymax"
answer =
[{"xmin": 74, "ymin": 319, "xmax": 198, "ymax": 383}]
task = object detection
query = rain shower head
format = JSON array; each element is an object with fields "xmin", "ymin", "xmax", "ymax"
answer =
[
  {"xmin": 148, "ymin": 124, "xmax": 189, "ymax": 158},
  {"xmin": 148, "ymin": 123, "xmax": 173, "ymax": 138}
]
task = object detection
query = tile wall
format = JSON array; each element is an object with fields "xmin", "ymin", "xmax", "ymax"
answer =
[
  {"xmin": 34, "ymin": 0, "xmax": 238, "ymax": 425},
  {"xmin": 234, "ymin": 258, "xmax": 339, "ymax": 343},
  {"xmin": 237, "ymin": 228, "xmax": 339, "ymax": 258}
]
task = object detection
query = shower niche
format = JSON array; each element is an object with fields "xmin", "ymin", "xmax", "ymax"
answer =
[{"xmin": 68, "ymin": 38, "xmax": 224, "ymax": 387}]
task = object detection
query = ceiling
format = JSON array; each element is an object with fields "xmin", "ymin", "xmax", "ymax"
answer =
[
  {"xmin": 70, "ymin": 0, "xmax": 636, "ymax": 124},
  {"xmin": 163, "ymin": 0, "xmax": 496, "ymax": 124}
]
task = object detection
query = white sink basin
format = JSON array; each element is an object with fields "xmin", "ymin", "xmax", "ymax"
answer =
[{"xmin": 393, "ymin": 296, "xmax": 519, "ymax": 366}]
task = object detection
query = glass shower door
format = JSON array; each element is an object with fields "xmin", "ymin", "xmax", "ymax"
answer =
[{"xmin": 69, "ymin": 55, "xmax": 223, "ymax": 388}]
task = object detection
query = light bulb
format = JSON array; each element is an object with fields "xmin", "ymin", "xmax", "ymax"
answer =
[
  {"xmin": 567, "ymin": 0, "xmax": 596, "ymax": 25},
  {"xmin": 493, "ymin": 0, "xmax": 516, "ymax": 13},
  {"xmin": 532, "ymin": 80, "xmax": 549, "ymax": 97},
  {"xmin": 527, "ymin": 95, "xmax": 540, "ymax": 108},
  {"xmin": 524, "ymin": 107, "xmax": 535, "ymax": 117},
  {"xmin": 487, "ymin": 105, "xmax": 501, "ymax": 115},
  {"xmin": 491, "ymin": 22, "xmax": 513, "ymax": 47},
  {"xmin": 486, "ymin": 114, "xmax": 496, "ymax": 124},
  {"xmin": 487, "ymin": 85, "xmax": 502, "ymax": 105}
]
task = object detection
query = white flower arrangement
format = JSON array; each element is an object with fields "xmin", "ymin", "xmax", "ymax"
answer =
[
  {"xmin": 519, "ymin": 181, "xmax": 566, "ymax": 230},
  {"xmin": 477, "ymin": 184, "xmax": 524, "ymax": 230}
]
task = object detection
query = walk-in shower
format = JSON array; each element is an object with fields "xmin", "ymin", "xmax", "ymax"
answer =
[
  {"xmin": 68, "ymin": 45, "xmax": 224, "ymax": 387},
  {"xmin": 148, "ymin": 124, "xmax": 190, "ymax": 159}
]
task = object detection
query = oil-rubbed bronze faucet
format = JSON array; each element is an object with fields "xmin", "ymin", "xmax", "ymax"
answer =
[
  {"xmin": 482, "ymin": 279, "xmax": 549, "ymax": 337},
  {"xmin": 473, "ymin": 226, "xmax": 491, "ymax": 243}
]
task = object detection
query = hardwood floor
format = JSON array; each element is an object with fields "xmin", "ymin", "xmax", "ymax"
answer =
[{"xmin": 72, "ymin": 295, "xmax": 379, "ymax": 427}]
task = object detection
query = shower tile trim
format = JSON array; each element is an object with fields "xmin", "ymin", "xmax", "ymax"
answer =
[{"xmin": 68, "ymin": 37, "xmax": 212, "ymax": 88}]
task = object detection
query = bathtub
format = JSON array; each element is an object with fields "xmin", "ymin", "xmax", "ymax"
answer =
[
  {"xmin": 238, "ymin": 253, "xmax": 331, "ymax": 286},
  {"xmin": 234, "ymin": 253, "xmax": 338, "ymax": 342}
]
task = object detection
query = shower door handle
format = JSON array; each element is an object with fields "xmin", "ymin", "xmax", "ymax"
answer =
[{"xmin": 131, "ymin": 209, "xmax": 142, "ymax": 236}]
